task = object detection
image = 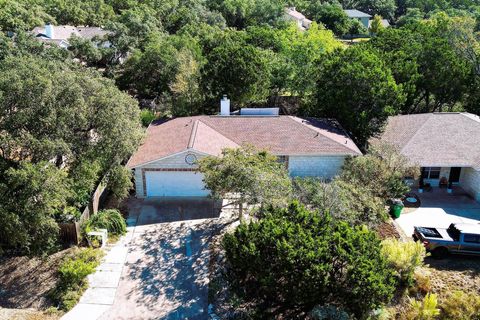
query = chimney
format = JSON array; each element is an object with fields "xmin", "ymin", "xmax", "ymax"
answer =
[
  {"xmin": 220, "ymin": 95, "xmax": 230, "ymax": 116},
  {"xmin": 45, "ymin": 23, "xmax": 54, "ymax": 39}
]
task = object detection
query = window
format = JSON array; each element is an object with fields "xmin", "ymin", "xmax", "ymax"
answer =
[
  {"xmin": 463, "ymin": 234, "xmax": 480, "ymax": 243},
  {"xmin": 422, "ymin": 167, "xmax": 441, "ymax": 179}
]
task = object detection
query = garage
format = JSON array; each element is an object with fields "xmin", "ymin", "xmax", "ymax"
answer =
[{"xmin": 144, "ymin": 171, "xmax": 209, "ymax": 197}]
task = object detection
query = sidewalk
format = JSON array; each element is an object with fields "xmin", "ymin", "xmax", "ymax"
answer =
[{"xmin": 61, "ymin": 215, "xmax": 138, "ymax": 320}]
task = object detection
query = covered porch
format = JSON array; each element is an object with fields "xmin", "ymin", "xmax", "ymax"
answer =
[{"xmin": 409, "ymin": 166, "xmax": 480, "ymax": 202}]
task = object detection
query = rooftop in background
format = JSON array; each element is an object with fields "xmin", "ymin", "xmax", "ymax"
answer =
[
  {"xmin": 372, "ymin": 113, "xmax": 480, "ymax": 169},
  {"xmin": 344, "ymin": 9, "xmax": 372, "ymax": 18},
  {"xmin": 31, "ymin": 24, "xmax": 109, "ymax": 47},
  {"xmin": 127, "ymin": 115, "xmax": 362, "ymax": 168}
]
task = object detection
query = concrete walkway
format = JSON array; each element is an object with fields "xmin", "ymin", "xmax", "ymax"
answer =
[
  {"xmin": 63, "ymin": 198, "xmax": 226, "ymax": 320},
  {"xmin": 62, "ymin": 220, "xmax": 135, "ymax": 320}
]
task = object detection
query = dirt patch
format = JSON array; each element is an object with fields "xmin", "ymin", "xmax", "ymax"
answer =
[
  {"xmin": 425, "ymin": 256, "xmax": 480, "ymax": 294},
  {"xmin": 0, "ymin": 248, "xmax": 73, "ymax": 310},
  {"xmin": 375, "ymin": 221, "xmax": 401, "ymax": 240},
  {"xmin": 0, "ymin": 307, "xmax": 60, "ymax": 320}
]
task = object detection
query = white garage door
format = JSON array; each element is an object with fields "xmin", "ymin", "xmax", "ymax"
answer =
[{"xmin": 144, "ymin": 171, "xmax": 209, "ymax": 197}]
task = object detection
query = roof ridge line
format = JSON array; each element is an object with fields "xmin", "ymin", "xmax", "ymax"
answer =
[
  {"xmin": 399, "ymin": 113, "xmax": 433, "ymax": 154},
  {"xmin": 288, "ymin": 116, "xmax": 361, "ymax": 154},
  {"xmin": 196, "ymin": 119, "xmax": 240, "ymax": 147},
  {"xmin": 187, "ymin": 119, "xmax": 199, "ymax": 149}
]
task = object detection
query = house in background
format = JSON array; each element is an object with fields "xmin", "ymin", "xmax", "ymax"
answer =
[
  {"xmin": 31, "ymin": 24, "xmax": 109, "ymax": 48},
  {"xmin": 373, "ymin": 113, "xmax": 480, "ymax": 202},
  {"xmin": 344, "ymin": 9, "xmax": 371, "ymax": 29},
  {"xmin": 127, "ymin": 97, "xmax": 361, "ymax": 198},
  {"xmin": 285, "ymin": 7, "xmax": 312, "ymax": 30}
]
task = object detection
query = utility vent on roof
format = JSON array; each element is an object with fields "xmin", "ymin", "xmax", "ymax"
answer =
[{"xmin": 240, "ymin": 108, "xmax": 279, "ymax": 116}]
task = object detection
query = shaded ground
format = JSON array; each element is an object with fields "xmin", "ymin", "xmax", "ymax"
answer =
[
  {"xmin": 0, "ymin": 249, "xmax": 73, "ymax": 310},
  {"xmin": 99, "ymin": 197, "xmax": 225, "ymax": 320}
]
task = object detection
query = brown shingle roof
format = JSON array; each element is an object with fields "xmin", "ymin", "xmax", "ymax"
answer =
[
  {"xmin": 127, "ymin": 116, "xmax": 361, "ymax": 168},
  {"xmin": 373, "ymin": 113, "xmax": 480, "ymax": 169}
]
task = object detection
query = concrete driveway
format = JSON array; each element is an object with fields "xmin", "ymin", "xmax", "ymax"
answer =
[
  {"xmin": 396, "ymin": 188, "xmax": 480, "ymax": 237},
  {"xmin": 99, "ymin": 197, "xmax": 222, "ymax": 320}
]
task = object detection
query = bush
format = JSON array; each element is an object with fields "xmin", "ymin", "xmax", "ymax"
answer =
[
  {"xmin": 340, "ymin": 143, "xmax": 419, "ymax": 200},
  {"xmin": 293, "ymin": 177, "xmax": 387, "ymax": 228},
  {"xmin": 51, "ymin": 248, "xmax": 103, "ymax": 311},
  {"xmin": 223, "ymin": 201, "xmax": 395, "ymax": 318},
  {"xmin": 439, "ymin": 291, "xmax": 480, "ymax": 320},
  {"xmin": 310, "ymin": 305, "xmax": 351, "ymax": 320},
  {"xmin": 140, "ymin": 109, "xmax": 156, "ymax": 127},
  {"xmin": 83, "ymin": 209, "xmax": 127, "ymax": 236},
  {"xmin": 106, "ymin": 165, "xmax": 133, "ymax": 200},
  {"xmin": 381, "ymin": 239, "xmax": 426, "ymax": 286},
  {"xmin": 407, "ymin": 293, "xmax": 440, "ymax": 320}
]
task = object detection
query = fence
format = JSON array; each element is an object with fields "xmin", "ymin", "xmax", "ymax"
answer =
[{"xmin": 59, "ymin": 180, "xmax": 108, "ymax": 244}]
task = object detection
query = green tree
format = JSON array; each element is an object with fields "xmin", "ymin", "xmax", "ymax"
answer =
[
  {"xmin": 198, "ymin": 146, "xmax": 292, "ymax": 219},
  {"xmin": 0, "ymin": 161, "xmax": 70, "ymax": 255},
  {"xmin": 223, "ymin": 201, "xmax": 396, "ymax": 317},
  {"xmin": 340, "ymin": 143, "xmax": 419, "ymax": 200},
  {"xmin": 370, "ymin": 14, "xmax": 385, "ymax": 34},
  {"xmin": 208, "ymin": 0, "xmax": 285, "ymax": 28},
  {"xmin": 311, "ymin": 3, "xmax": 352, "ymax": 36},
  {"xmin": 202, "ymin": 30, "xmax": 273, "ymax": 107},
  {"xmin": 0, "ymin": 0, "xmax": 54, "ymax": 31},
  {"xmin": 309, "ymin": 46, "xmax": 404, "ymax": 147},
  {"xmin": 293, "ymin": 177, "xmax": 387, "ymax": 227}
]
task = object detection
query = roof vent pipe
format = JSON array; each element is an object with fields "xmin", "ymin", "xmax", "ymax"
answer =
[{"xmin": 220, "ymin": 95, "xmax": 230, "ymax": 116}]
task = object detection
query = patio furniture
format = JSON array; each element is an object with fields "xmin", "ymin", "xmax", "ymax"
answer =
[{"xmin": 439, "ymin": 177, "xmax": 448, "ymax": 188}]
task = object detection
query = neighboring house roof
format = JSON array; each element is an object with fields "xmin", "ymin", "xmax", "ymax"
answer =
[
  {"xmin": 285, "ymin": 7, "xmax": 306, "ymax": 20},
  {"xmin": 344, "ymin": 9, "xmax": 372, "ymax": 18},
  {"xmin": 127, "ymin": 115, "xmax": 362, "ymax": 168},
  {"xmin": 32, "ymin": 25, "xmax": 108, "ymax": 42},
  {"xmin": 368, "ymin": 19, "xmax": 390, "ymax": 28},
  {"xmin": 372, "ymin": 113, "xmax": 480, "ymax": 169}
]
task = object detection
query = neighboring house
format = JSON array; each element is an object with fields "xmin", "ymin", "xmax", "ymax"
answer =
[
  {"xmin": 285, "ymin": 7, "xmax": 312, "ymax": 30},
  {"xmin": 31, "ymin": 24, "xmax": 109, "ymax": 48},
  {"xmin": 344, "ymin": 9, "xmax": 371, "ymax": 29},
  {"xmin": 373, "ymin": 113, "xmax": 480, "ymax": 202},
  {"xmin": 127, "ymin": 98, "xmax": 361, "ymax": 198}
]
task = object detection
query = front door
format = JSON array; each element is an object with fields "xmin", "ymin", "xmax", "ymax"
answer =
[{"xmin": 449, "ymin": 167, "xmax": 462, "ymax": 183}]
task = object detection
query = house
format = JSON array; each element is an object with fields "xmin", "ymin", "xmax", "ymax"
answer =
[
  {"xmin": 31, "ymin": 24, "xmax": 109, "ymax": 48},
  {"xmin": 373, "ymin": 113, "xmax": 480, "ymax": 201},
  {"xmin": 285, "ymin": 7, "xmax": 312, "ymax": 30},
  {"xmin": 127, "ymin": 98, "xmax": 361, "ymax": 198},
  {"xmin": 344, "ymin": 9, "xmax": 371, "ymax": 29}
]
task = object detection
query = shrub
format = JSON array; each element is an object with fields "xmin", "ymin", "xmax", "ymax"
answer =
[
  {"xmin": 407, "ymin": 293, "xmax": 440, "ymax": 320},
  {"xmin": 340, "ymin": 143, "xmax": 419, "ymax": 200},
  {"xmin": 439, "ymin": 291, "xmax": 480, "ymax": 320},
  {"xmin": 293, "ymin": 177, "xmax": 387, "ymax": 228},
  {"xmin": 223, "ymin": 201, "xmax": 396, "ymax": 318},
  {"xmin": 84, "ymin": 209, "xmax": 127, "ymax": 236},
  {"xmin": 310, "ymin": 305, "xmax": 351, "ymax": 320},
  {"xmin": 106, "ymin": 165, "xmax": 133, "ymax": 200},
  {"xmin": 412, "ymin": 269, "xmax": 432, "ymax": 295},
  {"xmin": 381, "ymin": 239, "xmax": 426, "ymax": 286},
  {"xmin": 51, "ymin": 248, "xmax": 103, "ymax": 311},
  {"xmin": 140, "ymin": 109, "xmax": 156, "ymax": 127}
]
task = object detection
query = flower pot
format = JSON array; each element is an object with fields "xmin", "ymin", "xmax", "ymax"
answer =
[
  {"xmin": 418, "ymin": 188, "xmax": 423, "ymax": 193},
  {"xmin": 447, "ymin": 188, "xmax": 453, "ymax": 194}
]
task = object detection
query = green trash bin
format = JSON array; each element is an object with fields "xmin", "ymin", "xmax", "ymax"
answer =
[{"xmin": 390, "ymin": 202, "xmax": 403, "ymax": 218}]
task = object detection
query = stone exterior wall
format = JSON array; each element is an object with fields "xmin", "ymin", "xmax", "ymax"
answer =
[
  {"xmin": 460, "ymin": 167, "xmax": 480, "ymax": 201},
  {"xmin": 288, "ymin": 155, "xmax": 346, "ymax": 179},
  {"xmin": 133, "ymin": 150, "xmax": 205, "ymax": 198}
]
